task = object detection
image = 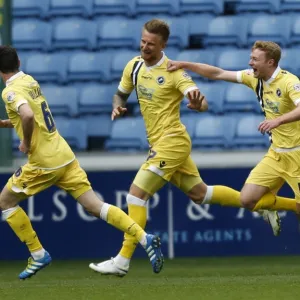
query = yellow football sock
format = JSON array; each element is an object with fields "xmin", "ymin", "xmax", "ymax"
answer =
[
  {"xmin": 106, "ymin": 205, "xmax": 146, "ymax": 245},
  {"xmin": 252, "ymin": 192, "xmax": 276, "ymax": 210},
  {"xmin": 257, "ymin": 194, "xmax": 297, "ymax": 212},
  {"xmin": 119, "ymin": 204, "xmax": 147, "ymax": 259},
  {"xmin": 6, "ymin": 207, "xmax": 43, "ymax": 252},
  {"xmin": 210, "ymin": 185, "xmax": 241, "ymax": 207}
]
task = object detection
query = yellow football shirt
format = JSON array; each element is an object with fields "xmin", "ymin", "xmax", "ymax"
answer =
[
  {"xmin": 2, "ymin": 71, "xmax": 75, "ymax": 169},
  {"xmin": 237, "ymin": 67, "xmax": 300, "ymax": 148},
  {"xmin": 119, "ymin": 52, "xmax": 198, "ymax": 146}
]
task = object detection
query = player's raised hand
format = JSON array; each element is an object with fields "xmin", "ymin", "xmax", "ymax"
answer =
[
  {"xmin": 0, "ymin": 119, "xmax": 6, "ymax": 128},
  {"xmin": 187, "ymin": 90, "xmax": 205, "ymax": 111},
  {"xmin": 111, "ymin": 106, "xmax": 127, "ymax": 121},
  {"xmin": 167, "ymin": 60, "xmax": 181, "ymax": 72}
]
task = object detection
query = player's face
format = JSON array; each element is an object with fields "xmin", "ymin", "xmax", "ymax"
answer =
[
  {"xmin": 249, "ymin": 49, "xmax": 274, "ymax": 79},
  {"xmin": 140, "ymin": 30, "xmax": 166, "ymax": 64}
]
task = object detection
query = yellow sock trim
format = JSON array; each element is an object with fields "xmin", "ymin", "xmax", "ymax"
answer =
[
  {"xmin": 119, "ymin": 204, "xmax": 147, "ymax": 259},
  {"xmin": 270, "ymin": 195, "xmax": 297, "ymax": 212},
  {"xmin": 6, "ymin": 207, "xmax": 43, "ymax": 253},
  {"xmin": 210, "ymin": 185, "xmax": 241, "ymax": 207},
  {"xmin": 107, "ymin": 205, "xmax": 146, "ymax": 249}
]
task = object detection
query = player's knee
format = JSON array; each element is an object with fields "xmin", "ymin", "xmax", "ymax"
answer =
[
  {"xmin": 188, "ymin": 184, "xmax": 207, "ymax": 204},
  {"xmin": 240, "ymin": 193, "xmax": 256, "ymax": 210}
]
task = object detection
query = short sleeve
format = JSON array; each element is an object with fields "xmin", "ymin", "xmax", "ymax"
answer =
[
  {"xmin": 237, "ymin": 69, "xmax": 258, "ymax": 90},
  {"xmin": 2, "ymin": 88, "xmax": 28, "ymax": 113},
  {"xmin": 118, "ymin": 58, "xmax": 138, "ymax": 94},
  {"xmin": 173, "ymin": 70, "xmax": 198, "ymax": 95},
  {"xmin": 286, "ymin": 80, "xmax": 300, "ymax": 106}
]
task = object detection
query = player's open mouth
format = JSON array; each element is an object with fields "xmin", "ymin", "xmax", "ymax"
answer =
[{"xmin": 253, "ymin": 68, "xmax": 257, "ymax": 73}]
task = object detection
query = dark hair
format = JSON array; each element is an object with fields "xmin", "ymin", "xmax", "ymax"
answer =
[
  {"xmin": 0, "ymin": 46, "xmax": 19, "ymax": 73},
  {"xmin": 143, "ymin": 19, "xmax": 170, "ymax": 42}
]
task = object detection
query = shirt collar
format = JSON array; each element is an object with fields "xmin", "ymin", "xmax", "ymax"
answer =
[
  {"xmin": 265, "ymin": 66, "xmax": 281, "ymax": 84},
  {"xmin": 145, "ymin": 52, "xmax": 166, "ymax": 70},
  {"xmin": 5, "ymin": 71, "xmax": 24, "ymax": 86}
]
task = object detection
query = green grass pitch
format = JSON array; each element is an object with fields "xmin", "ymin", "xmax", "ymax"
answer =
[{"xmin": 1, "ymin": 256, "xmax": 300, "ymax": 300}]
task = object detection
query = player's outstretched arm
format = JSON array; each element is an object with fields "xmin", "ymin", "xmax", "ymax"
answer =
[
  {"xmin": 111, "ymin": 90, "xmax": 130, "ymax": 121},
  {"xmin": 168, "ymin": 60, "xmax": 238, "ymax": 83},
  {"xmin": 19, "ymin": 103, "xmax": 34, "ymax": 154},
  {"xmin": 0, "ymin": 119, "xmax": 13, "ymax": 128}
]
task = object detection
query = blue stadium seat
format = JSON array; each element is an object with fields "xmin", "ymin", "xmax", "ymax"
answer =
[
  {"xmin": 52, "ymin": 18, "xmax": 97, "ymax": 50},
  {"xmin": 40, "ymin": 85, "xmax": 78, "ymax": 117},
  {"xmin": 281, "ymin": 0, "xmax": 300, "ymax": 12},
  {"xmin": 223, "ymin": 84, "xmax": 260, "ymax": 113},
  {"xmin": 97, "ymin": 18, "xmax": 141, "ymax": 49},
  {"xmin": 181, "ymin": 82, "xmax": 226, "ymax": 114},
  {"xmin": 280, "ymin": 48, "xmax": 300, "ymax": 75},
  {"xmin": 290, "ymin": 16, "xmax": 300, "ymax": 46},
  {"xmin": 180, "ymin": 0, "xmax": 224, "ymax": 14},
  {"xmin": 202, "ymin": 16, "xmax": 248, "ymax": 48},
  {"xmin": 18, "ymin": 51, "xmax": 35, "ymax": 73},
  {"xmin": 192, "ymin": 115, "xmax": 235, "ymax": 149},
  {"xmin": 79, "ymin": 84, "xmax": 115, "ymax": 114},
  {"xmin": 13, "ymin": 0, "xmax": 50, "ymax": 18},
  {"xmin": 247, "ymin": 15, "xmax": 291, "ymax": 47},
  {"xmin": 216, "ymin": 49, "xmax": 250, "ymax": 70},
  {"xmin": 181, "ymin": 115, "xmax": 199, "ymax": 138},
  {"xmin": 25, "ymin": 53, "xmax": 68, "ymax": 83},
  {"xmin": 234, "ymin": 0, "xmax": 280, "ymax": 13},
  {"xmin": 232, "ymin": 114, "xmax": 269, "ymax": 149},
  {"xmin": 176, "ymin": 50, "xmax": 216, "ymax": 80},
  {"xmin": 93, "ymin": 0, "xmax": 136, "ymax": 16},
  {"xmin": 49, "ymin": 0, "xmax": 93, "ymax": 17},
  {"xmin": 187, "ymin": 13, "xmax": 214, "ymax": 37},
  {"xmin": 13, "ymin": 19, "xmax": 52, "ymax": 51},
  {"xmin": 111, "ymin": 50, "xmax": 140, "ymax": 80},
  {"xmin": 164, "ymin": 48, "xmax": 180, "ymax": 59},
  {"xmin": 68, "ymin": 51, "xmax": 112, "ymax": 82},
  {"xmin": 55, "ymin": 117, "xmax": 87, "ymax": 150},
  {"xmin": 82, "ymin": 114, "xmax": 112, "ymax": 138},
  {"xmin": 136, "ymin": 0, "xmax": 180, "ymax": 15},
  {"xmin": 12, "ymin": 130, "xmax": 19, "ymax": 151},
  {"xmin": 105, "ymin": 117, "xmax": 148, "ymax": 151},
  {"xmin": 138, "ymin": 16, "xmax": 189, "ymax": 48}
]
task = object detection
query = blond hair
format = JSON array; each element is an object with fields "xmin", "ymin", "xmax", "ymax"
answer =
[
  {"xmin": 252, "ymin": 41, "xmax": 281, "ymax": 65},
  {"xmin": 143, "ymin": 19, "xmax": 170, "ymax": 42}
]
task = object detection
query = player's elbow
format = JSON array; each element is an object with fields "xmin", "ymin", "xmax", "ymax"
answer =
[{"xmin": 21, "ymin": 111, "xmax": 34, "ymax": 121}]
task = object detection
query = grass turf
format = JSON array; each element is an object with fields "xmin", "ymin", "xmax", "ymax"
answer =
[{"xmin": 1, "ymin": 256, "xmax": 300, "ymax": 300}]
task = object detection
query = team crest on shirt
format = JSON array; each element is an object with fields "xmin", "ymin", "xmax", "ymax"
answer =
[
  {"xmin": 294, "ymin": 83, "xmax": 300, "ymax": 91},
  {"xmin": 276, "ymin": 88, "xmax": 281, "ymax": 97},
  {"xmin": 156, "ymin": 76, "xmax": 165, "ymax": 85},
  {"xmin": 6, "ymin": 91, "xmax": 15, "ymax": 102}
]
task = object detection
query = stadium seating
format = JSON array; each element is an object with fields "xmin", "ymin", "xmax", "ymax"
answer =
[
  {"xmin": 82, "ymin": 114, "xmax": 112, "ymax": 138},
  {"xmin": 78, "ymin": 84, "xmax": 115, "ymax": 114},
  {"xmin": 290, "ymin": 16, "xmax": 300, "ymax": 46},
  {"xmin": 234, "ymin": 0, "xmax": 280, "ymax": 13},
  {"xmin": 105, "ymin": 117, "xmax": 148, "ymax": 151},
  {"xmin": 49, "ymin": 0, "xmax": 93, "ymax": 17},
  {"xmin": 192, "ymin": 115, "xmax": 236, "ymax": 149},
  {"xmin": 202, "ymin": 16, "xmax": 248, "ymax": 48},
  {"xmin": 111, "ymin": 50, "xmax": 140, "ymax": 80},
  {"xmin": 41, "ymin": 85, "xmax": 79, "ymax": 117},
  {"xmin": 97, "ymin": 18, "xmax": 141, "ymax": 49},
  {"xmin": 55, "ymin": 117, "xmax": 88, "ymax": 150},
  {"xmin": 181, "ymin": 114, "xmax": 199, "ymax": 138},
  {"xmin": 13, "ymin": 0, "xmax": 50, "ymax": 18},
  {"xmin": 93, "ymin": 0, "xmax": 136, "ymax": 16},
  {"xmin": 52, "ymin": 18, "xmax": 97, "ymax": 50},
  {"xmin": 67, "ymin": 51, "xmax": 112, "ymax": 82},
  {"xmin": 187, "ymin": 13, "xmax": 214, "ymax": 38},
  {"xmin": 180, "ymin": 0, "xmax": 224, "ymax": 14},
  {"xmin": 223, "ymin": 84, "xmax": 261, "ymax": 113},
  {"xmin": 13, "ymin": 19, "xmax": 52, "ymax": 51},
  {"xmin": 25, "ymin": 53, "xmax": 68, "ymax": 83},
  {"xmin": 281, "ymin": 0, "xmax": 300, "ymax": 12},
  {"xmin": 216, "ymin": 49, "xmax": 250, "ymax": 71},
  {"xmin": 232, "ymin": 114, "xmax": 269, "ymax": 149},
  {"xmin": 247, "ymin": 15, "xmax": 291, "ymax": 47},
  {"xmin": 136, "ymin": 0, "xmax": 180, "ymax": 15},
  {"xmin": 280, "ymin": 48, "xmax": 300, "ymax": 75}
]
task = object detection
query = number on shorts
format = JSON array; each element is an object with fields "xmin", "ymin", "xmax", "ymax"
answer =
[{"xmin": 41, "ymin": 101, "xmax": 56, "ymax": 133}]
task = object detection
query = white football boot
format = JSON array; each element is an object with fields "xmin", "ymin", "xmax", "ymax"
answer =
[
  {"xmin": 89, "ymin": 258, "xmax": 129, "ymax": 277},
  {"xmin": 261, "ymin": 210, "xmax": 281, "ymax": 236}
]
